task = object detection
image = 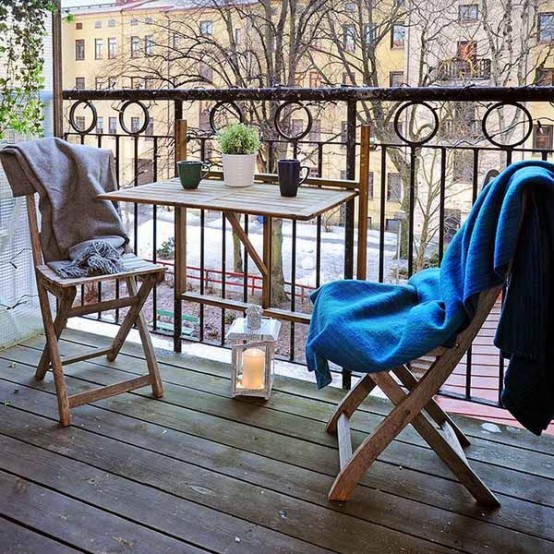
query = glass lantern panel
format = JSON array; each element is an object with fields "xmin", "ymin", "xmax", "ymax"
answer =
[{"xmin": 236, "ymin": 344, "xmax": 269, "ymax": 391}]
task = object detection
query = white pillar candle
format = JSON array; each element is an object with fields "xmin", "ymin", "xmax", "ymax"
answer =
[{"xmin": 242, "ymin": 347, "xmax": 265, "ymax": 389}]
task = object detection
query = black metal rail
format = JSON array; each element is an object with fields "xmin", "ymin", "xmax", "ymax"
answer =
[{"xmin": 62, "ymin": 85, "xmax": 554, "ymax": 408}]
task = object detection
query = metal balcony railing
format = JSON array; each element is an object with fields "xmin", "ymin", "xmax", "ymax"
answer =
[{"xmin": 61, "ymin": 85, "xmax": 554, "ymax": 406}]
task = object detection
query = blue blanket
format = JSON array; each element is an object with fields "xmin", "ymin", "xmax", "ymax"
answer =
[{"xmin": 306, "ymin": 161, "xmax": 554, "ymax": 435}]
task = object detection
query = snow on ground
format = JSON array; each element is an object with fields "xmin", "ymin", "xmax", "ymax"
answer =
[{"xmin": 130, "ymin": 208, "xmax": 400, "ymax": 287}]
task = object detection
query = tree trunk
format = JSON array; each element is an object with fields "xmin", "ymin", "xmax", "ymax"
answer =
[
  {"xmin": 232, "ymin": 216, "xmax": 243, "ymax": 273},
  {"xmin": 271, "ymin": 218, "xmax": 288, "ymax": 305}
]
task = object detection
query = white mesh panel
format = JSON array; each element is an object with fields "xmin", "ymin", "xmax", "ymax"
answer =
[{"xmin": 0, "ymin": 142, "xmax": 43, "ymax": 349}]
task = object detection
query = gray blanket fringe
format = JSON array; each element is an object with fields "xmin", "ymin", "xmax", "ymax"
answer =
[{"xmin": 55, "ymin": 241, "xmax": 126, "ymax": 279}]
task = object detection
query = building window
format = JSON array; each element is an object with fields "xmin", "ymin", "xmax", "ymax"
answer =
[
  {"xmin": 144, "ymin": 77, "xmax": 157, "ymax": 89},
  {"xmin": 145, "ymin": 16, "xmax": 153, "ymax": 24},
  {"xmin": 76, "ymin": 22, "xmax": 83, "ymax": 30},
  {"xmin": 199, "ymin": 105, "xmax": 210, "ymax": 130},
  {"xmin": 146, "ymin": 118, "xmax": 154, "ymax": 134},
  {"xmin": 145, "ymin": 35, "xmax": 154, "ymax": 56},
  {"xmin": 458, "ymin": 4, "xmax": 478, "ymax": 22},
  {"xmin": 130, "ymin": 18, "xmax": 139, "ymax": 26},
  {"xmin": 539, "ymin": 13, "xmax": 554, "ymax": 42},
  {"xmin": 95, "ymin": 77, "xmax": 104, "ymax": 90},
  {"xmin": 131, "ymin": 77, "xmax": 143, "ymax": 89},
  {"xmin": 343, "ymin": 24, "xmax": 356, "ymax": 51},
  {"xmin": 200, "ymin": 20, "xmax": 213, "ymax": 35},
  {"xmin": 109, "ymin": 117, "xmax": 117, "ymax": 134},
  {"xmin": 75, "ymin": 39, "xmax": 85, "ymax": 60},
  {"xmin": 108, "ymin": 37, "xmax": 117, "ymax": 59},
  {"xmin": 108, "ymin": 19, "xmax": 116, "ymax": 27},
  {"xmin": 389, "ymin": 71, "xmax": 404, "ymax": 87},
  {"xmin": 95, "ymin": 38, "xmax": 103, "ymax": 60},
  {"xmin": 235, "ymin": 28, "xmax": 242, "ymax": 45},
  {"xmin": 75, "ymin": 116, "xmax": 86, "ymax": 131},
  {"xmin": 75, "ymin": 77, "xmax": 85, "ymax": 90},
  {"xmin": 536, "ymin": 68, "xmax": 554, "ymax": 85},
  {"xmin": 96, "ymin": 116, "xmax": 104, "ymax": 134},
  {"xmin": 387, "ymin": 173, "xmax": 402, "ymax": 202},
  {"xmin": 368, "ymin": 172, "xmax": 374, "ymax": 199},
  {"xmin": 340, "ymin": 120, "xmax": 348, "ymax": 142},
  {"xmin": 391, "ymin": 24, "xmax": 405, "ymax": 48},
  {"xmin": 199, "ymin": 62, "xmax": 213, "ymax": 81},
  {"xmin": 172, "ymin": 33, "xmax": 180, "ymax": 49},
  {"xmin": 452, "ymin": 150, "xmax": 474, "ymax": 182},
  {"xmin": 345, "ymin": 2, "xmax": 356, "ymax": 12},
  {"xmin": 342, "ymin": 72, "xmax": 355, "ymax": 85},
  {"xmin": 108, "ymin": 77, "xmax": 117, "ymax": 89},
  {"xmin": 457, "ymin": 40, "xmax": 477, "ymax": 62},
  {"xmin": 291, "ymin": 119, "xmax": 304, "ymax": 137},
  {"xmin": 131, "ymin": 36, "xmax": 141, "ymax": 58},
  {"xmin": 94, "ymin": 20, "xmax": 102, "ymax": 29},
  {"xmin": 386, "ymin": 218, "xmax": 400, "ymax": 232},
  {"xmin": 309, "ymin": 71, "xmax": 321, "ymax": 88},
  {"xmin": 364, "ymin": 23, "xmax": 377, "ymax": 47},
  {"xmin": 309, "ymin": 119, "xmax": 321, "ymax": 142},
  {"xmin": 533, "ymin": 124, "xmax": 553, "ymax": 150},
  {"xmin": 131, "ymin": 117, "xmax": 141, "ymax": 134}
]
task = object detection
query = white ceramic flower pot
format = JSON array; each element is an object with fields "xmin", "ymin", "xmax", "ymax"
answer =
[{"xmin": 222, "ymin": 153, "xmax": 256, "ymax": 187}]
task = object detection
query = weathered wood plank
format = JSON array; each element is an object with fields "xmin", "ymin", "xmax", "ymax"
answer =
[
  {"xmin": 99, "ymin": 179, "xmax": 357, "ymax": 221},
  {"xmin": 54, "ymin": 328, "xmax": 551, "ymax": 457},
  {"xmin": 0, "ymin": 516, "xmax": 82, "ymax": 554},
  {"xmin": 0, "ymin": 360, "xmax": 552, "ymax": 549},
  {"xmin": 15, "ymin": 339, "xmax": 553, "ymax": 484},
  {"xmin": 0, "ymin": 388, "xmax": 455, "ymax": 554},
  {"xmin": 0, "ymin": 469, "xmax": 205, "ymax": 554},
  {"xmin": 0, "ymin": 432, "xmax": 327, "ymax": 554}
]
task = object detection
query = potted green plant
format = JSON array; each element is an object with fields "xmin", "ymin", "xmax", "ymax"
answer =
[{"xmin": 217, "ymin": 123, "xmax": 260, "ymax": 187}]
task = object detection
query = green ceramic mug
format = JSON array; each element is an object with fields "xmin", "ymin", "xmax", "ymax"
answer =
[{"xmin": 177, "ymin": 160, "xmax": 211, "ymax": 189}]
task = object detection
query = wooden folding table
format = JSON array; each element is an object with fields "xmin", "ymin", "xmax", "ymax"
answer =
[{"xmin": 100, "ymin": 178, "xmax": 356, "ymax": 351}]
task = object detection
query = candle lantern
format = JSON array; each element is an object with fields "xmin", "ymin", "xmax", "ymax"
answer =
[{"xmin": 226, "ymin": 313, "xmax": 281, "ymax": 399}]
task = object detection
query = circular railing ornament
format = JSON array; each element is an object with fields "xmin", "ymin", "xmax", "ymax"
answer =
[
  {"xmin": 393, "ymin": 101, "xmax": 439, "ymax": 146},
  {"xmin": 68, "ymin": 100, "xmax": 98, "ymax": 135},
  {"xmin": 481, "ymin": 101, "xmax": 533, "ymax": 148},
  {"xmin": 209, "ymin": 101, "xmax": 243, "ymax": 133},
  {"xmin": 274, "ymin": 101, "xmax": 313, "ymax": 141},
  {"xmin": 118, "ymin": 100, "xmax": 150, "ymax": 135}
]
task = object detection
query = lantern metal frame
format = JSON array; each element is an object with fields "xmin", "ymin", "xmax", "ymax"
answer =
[{"xmin": 226, "ymin": 317, "xmax": 281, "ymax": 399}]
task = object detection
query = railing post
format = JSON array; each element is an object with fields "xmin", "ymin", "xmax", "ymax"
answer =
[
  {"xmin": 173, "ymin": 107, "xmax": 187, "ymax": 352},
  {"xmin": 342, "ymin": 99, "xmax": 358, "ymax": 390},
  {"xmin": 52, "ymin": 1, "xmax": 64, "ymax": 137}
]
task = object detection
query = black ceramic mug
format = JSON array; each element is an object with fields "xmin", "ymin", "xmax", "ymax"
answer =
[{"xmin": 277, "ymin": 159, "xmax": 310, "ymax": 197}]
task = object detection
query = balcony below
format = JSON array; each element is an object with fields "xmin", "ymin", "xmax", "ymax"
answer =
[
  {"xmin": 0, "ymin": 328, "xmax": 552, "ymax": 553},
  {"xmin": 435, "ymin": 58, "xmax": 492, "ymax": 82}
]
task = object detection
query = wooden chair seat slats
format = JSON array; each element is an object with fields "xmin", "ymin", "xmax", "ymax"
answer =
[
  {"xmin": 38, "ymin": 254, "xmax": 163, "ymax": 288},
  {"xmin": 25, "ymin": 193, "xmax": 166, "ymax": 427}
]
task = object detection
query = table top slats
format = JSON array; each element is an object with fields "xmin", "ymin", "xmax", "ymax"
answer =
[{"xmin": 99, "ymin": 179, "xmax": 356, "ymax": 221}]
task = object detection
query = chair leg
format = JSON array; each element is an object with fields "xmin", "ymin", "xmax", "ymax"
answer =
[
  {"xmin": 329, "ymin": 354, "xmax": 463, "ymax": 501},
  {"xmin": 369, "ymin": 371, "xmax": 500, "ymax": 507},
  {"xmin": 393, "ymin": 364, "xmax": 471, "ymax": 447},
  {"xmin": 107, "ymin": 274, "xmax": 157, "ymax": 362},
  {"xmin": 36, "ymin": 287, "xmax": 76, "ymax": 380},
  {"xmin": 126, "ymin": 276, "xmax": 164, "ymax": 398},
  {"xmin": 35, "ymin": 277, "xmax": 71, "ymax": 426},
  {"xmin": 327, "ymin": 374, "xmax": 376, "ymax": 434}
]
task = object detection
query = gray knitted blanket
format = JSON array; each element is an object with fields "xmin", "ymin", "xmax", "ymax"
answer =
[{"xmin": 0, "ymin": 138, "xmax": 129, "ymax": 278}]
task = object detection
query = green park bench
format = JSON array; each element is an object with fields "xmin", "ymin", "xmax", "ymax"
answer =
[{"xmin": 150, "ymin": 308, "xmax": 198, "ymax": 337}]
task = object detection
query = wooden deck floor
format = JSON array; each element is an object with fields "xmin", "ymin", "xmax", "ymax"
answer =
[{"xmin": 0, "ymin": 329, "xmax": 552, "ymax": 554}]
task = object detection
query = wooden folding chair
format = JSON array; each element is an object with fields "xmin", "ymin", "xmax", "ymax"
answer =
[
  {"xmin": 25, "ymin": 193, "xmax": 165, "ymax": 427},
  {"xmin": 326, "ymin": 285, "xmax": 502, "ymax": 508}
]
